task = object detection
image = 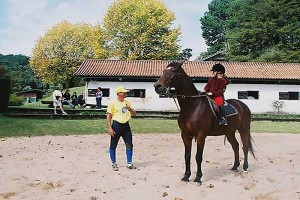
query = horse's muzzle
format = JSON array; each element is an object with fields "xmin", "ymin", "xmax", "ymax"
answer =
[{"xmin": 154, "ymin": 83, "xmax": 166, "ymax": 94}]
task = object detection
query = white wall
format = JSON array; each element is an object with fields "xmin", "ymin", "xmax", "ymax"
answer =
[
  {"xmin": 85, "ymin": 81, "xmax": 300, "ymax": 114},
  {"xmin": 224, "ymin": 83, "xmax": 300, "ymax": 114}
]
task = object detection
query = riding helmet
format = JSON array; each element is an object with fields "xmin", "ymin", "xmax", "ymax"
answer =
[{"xmin": 211, "ymin": 63, "xmax": 225, "ymax": 74}]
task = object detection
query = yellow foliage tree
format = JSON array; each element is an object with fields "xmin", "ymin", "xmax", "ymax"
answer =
[
  {"xmin": 103, "ymin": 0, "xmax": 181, "ymax": 60},
  {"xmin": 30, "ymin": 21, "xmax": 106, "ymax": 86}
]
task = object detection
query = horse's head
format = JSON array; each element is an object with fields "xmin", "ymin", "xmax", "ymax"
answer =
[{"xmin": 154, "ymin": 61, "xmax": 185, "ymax": 94}]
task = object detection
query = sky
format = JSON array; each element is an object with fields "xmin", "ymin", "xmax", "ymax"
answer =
[{"xmin": 0, "ymin": 0, "xmax": 211, "ymax": 60}]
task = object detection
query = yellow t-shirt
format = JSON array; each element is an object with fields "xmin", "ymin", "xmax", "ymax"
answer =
[{"xmin": 107, "ymin": 99, "xmax": 133, "ymax": 123}]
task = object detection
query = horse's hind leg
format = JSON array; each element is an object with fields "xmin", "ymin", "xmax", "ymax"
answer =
[
  {"xmin": 226, "ymin": 132, "xmax": 240, "ymax": 171},
  {"xmin": 238, "ymin": 128, "xmax": 251, "ymax": 172},
  {"xmin": 181, "ymin": 132, "xmax": 192, "ymax": 182}
]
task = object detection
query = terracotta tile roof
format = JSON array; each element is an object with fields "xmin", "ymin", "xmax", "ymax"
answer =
[{"xmin": 74, "ymin": 60, "xmax": 300, "ymax": 80}]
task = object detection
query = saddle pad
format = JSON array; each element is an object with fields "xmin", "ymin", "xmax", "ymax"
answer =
[{"xmin": 224, "ymin": 102, "xmax": 238, "ymax": 117}]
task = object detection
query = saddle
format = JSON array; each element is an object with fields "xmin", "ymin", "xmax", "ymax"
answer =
[
  {"xmin": 207, "ymin": 98, "xmax": 238, "ymax": 117},
  {"xmin": 223, "ymin": 101, "xmax": 238, "ymax": 117}
]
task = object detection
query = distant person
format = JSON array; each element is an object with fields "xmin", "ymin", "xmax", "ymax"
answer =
[
  {"xmin": 77, "ymin": 92, "xmax": 86, "ymax": 107},
  {"xmin": 95, "ymin": 87, "xmax": 103, "ymax": 109},
  {"xmin": 106, "ymin": 86, "xmax": 137, "ymax": 171},
  {"xmin": 71, "ymin": 92, "xmax": 78, "ymax": 106},
  {"xmin": 53, "ymin": 87, "xmax": 67, "ymax": 115},
  {"xmin": 63, "ymin": 90, "xmax": 75, "ymax": 108}
]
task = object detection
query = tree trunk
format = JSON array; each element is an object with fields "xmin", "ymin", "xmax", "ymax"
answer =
[{"xmin": 0, "ymin": 78, "xmax": 11, "ymax": 112}]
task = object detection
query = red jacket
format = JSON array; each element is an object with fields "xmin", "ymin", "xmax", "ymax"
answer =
[{"xmin": 204, "ymin": 77, "xmax": 227, "ymax": 98}]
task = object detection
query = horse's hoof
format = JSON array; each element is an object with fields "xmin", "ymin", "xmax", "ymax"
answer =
[
  {"xmin": 194, "ymin": 180, "xmax": 202, "ymax": 186},
  {"xmin": 243, "ymin": 170, "xmax": 248, "ymax": 173},
  {"xmin": 193, "ymin": 177, "xmax": 201, "ymax": 183},
  {"xmin": 231, "ymin": 167, "xmax": 238, "ymax": 171},
  {"xmin": 181, "ymin": 177, "xmax": 189, "ymax": 182}
]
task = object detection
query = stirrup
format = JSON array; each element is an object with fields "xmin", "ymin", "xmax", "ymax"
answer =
[{"xmin": 219, "ymin": 117, "xmax": 228, "ymax": 126}]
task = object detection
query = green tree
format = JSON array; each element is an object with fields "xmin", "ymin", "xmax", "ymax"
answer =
[
  {"xmin": 177, "ymin": 48, "xmax": 193, "ymax": 61},
  {"xmin": 103, "ymin": 0, "xmax": 181, "ymax": 60},
  {"xmin": 0, "ymin": 54, "xmax": 44, "ymax": 93},
  {"xmin": 30, "ymin": 21, "xmax": 106, "ymax": 86},
  {"xmin": 200, "ymin": 0, "xmax": 234, "ymax": 57},
  {"xmin": 227, "ymin": 0, "xmax": 300, "ymax": 62}
]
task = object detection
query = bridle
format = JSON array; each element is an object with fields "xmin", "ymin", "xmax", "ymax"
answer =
[{"xmin": 162, "ymin": 68, "xmax": 217, "ymax": 118}]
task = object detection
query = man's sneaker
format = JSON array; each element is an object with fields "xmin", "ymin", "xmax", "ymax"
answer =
[
  {"xmin": 127, "ymin": 164, "xmax": 137, "ymax": 169},
  {"xmin": 62, "ymin": 112, "xmax": 68, "ymax": 115},
  {"xmin": 112, "ymin": 163, "xmax": 119, "ymax": 171},
  {"xmin": 54, "ymin": 112, "xmax": 57, "ymax": 115}
]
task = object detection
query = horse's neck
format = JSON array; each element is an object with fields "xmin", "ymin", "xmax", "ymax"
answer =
[{"xmin": 176, "ymin": 75, "xmax": 199, "ymax": 111}]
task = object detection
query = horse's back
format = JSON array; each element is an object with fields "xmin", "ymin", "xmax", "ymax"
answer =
[
  {"xmin": 225, "ymin": 99, "xmax": 252, "ymax": 132},
  {"xmin": 226, "ymin": 99, "xmax": 251, "ymax": 116}
]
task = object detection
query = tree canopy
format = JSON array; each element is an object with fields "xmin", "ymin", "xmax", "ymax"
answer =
[
  {"xmin": 0, "ymin": 54, "xmax": 44, "ymax": 93},
  {"xmin": 102, "ymin": 0, "xmax": 181, "ymax": 60},
  {"xmin": 200, "ymin": 0, "xmax": 233, "ymax": 57},
  {"xmin": 30, "ymin": 21, "xmax": 106, "ymax": 86},
  {"xmin": 200, "ymin": 0, "xmax": 300, "ymax": 62}
]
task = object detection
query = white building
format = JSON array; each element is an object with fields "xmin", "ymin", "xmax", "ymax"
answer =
[{"xmin": 74, "ymin": 60, "xmax": 300, "ymax": 114}]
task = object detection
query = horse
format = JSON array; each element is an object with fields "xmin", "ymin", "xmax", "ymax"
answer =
[{"xmin": 154, "ymin": 61, "xmax": 256, "ymax": 185}]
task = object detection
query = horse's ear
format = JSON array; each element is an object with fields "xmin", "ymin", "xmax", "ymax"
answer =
[
  {"xmin": 177, "ymin": 60, "xmax": 185, "ymax": 67},
  {"xmin": 168, "ymin": 60, "xmax": 185, "ymax": 69}
]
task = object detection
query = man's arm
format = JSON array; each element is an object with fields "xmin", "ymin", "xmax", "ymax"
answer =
[
  {"xmin": 106, "ymin": 113, "xmax": 115, "ymax": 137},
  {"xmin": 125, "ymin": 104, "xmax": 136, "ymax": 117},
  {"xmin": 128, "ymin": 108, "xmax": 136, "ymax": 117}
]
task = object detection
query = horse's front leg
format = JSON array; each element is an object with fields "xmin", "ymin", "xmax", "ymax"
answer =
[
  {"xmin": 181, "ymin": 132, "xmax": 192, "ymax": 182},
  {"xmin": 194, "ymin": 135, "xmax": 206, "ymax": 184}
]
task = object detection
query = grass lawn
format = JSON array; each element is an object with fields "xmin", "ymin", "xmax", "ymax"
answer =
[{"xmin": 0, "ymin": 115, "xmax": 299, "ymax": 138}]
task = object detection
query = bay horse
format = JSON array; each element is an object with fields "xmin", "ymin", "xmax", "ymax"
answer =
[{"xmin": 154, "ymin": 61, "xmax": 256, "ymax": 185}]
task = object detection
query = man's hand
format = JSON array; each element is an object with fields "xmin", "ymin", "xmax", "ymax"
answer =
[
  {"xmin": 125, "ymin": 104, "xmax": 132, "ymax": 111},
  {"xmin": 108, "ymin": 127, "xmax": 115, "ymax": 137}
]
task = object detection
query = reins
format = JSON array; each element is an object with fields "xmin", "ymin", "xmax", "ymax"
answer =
[
  {"xmin": 172, "ymin": 94, "xmax": 218, "ymax": 118},
  {"xmin": 175, "ymin": 94, "xmax": 206, "ymax": 98}
]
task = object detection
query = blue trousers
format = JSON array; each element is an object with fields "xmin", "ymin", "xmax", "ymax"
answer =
[
  {"xmin": 62, "ymin": 100, "xmax": 74, "ymax": 108},
  {"xmin": 96, "ymin": 97, "xmax": 102, "ymax": 109},
  {"xmin": 109, "ymin": 120, "xmax": 133, "ymax": 164}
]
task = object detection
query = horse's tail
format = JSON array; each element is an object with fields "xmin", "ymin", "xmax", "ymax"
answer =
[{"xmin": 248, "ymin": 133, "xmax": 256, "ymax": 160}]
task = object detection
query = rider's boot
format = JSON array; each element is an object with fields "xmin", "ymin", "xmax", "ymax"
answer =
[{"xmin": 219, "ymin": 105, "xmax": 228, "ymax": 126}]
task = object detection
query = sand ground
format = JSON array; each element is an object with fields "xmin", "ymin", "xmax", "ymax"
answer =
[{"xmin": 0, "ymin": 133, "xmax": 299, "ymax": 200}]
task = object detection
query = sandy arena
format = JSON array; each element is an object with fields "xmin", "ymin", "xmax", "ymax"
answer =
[{"xmin": 0, "ymin": 133, "xmax": 299, "ymax": 200}]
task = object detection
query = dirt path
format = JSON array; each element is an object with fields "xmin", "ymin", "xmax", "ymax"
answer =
[{"xmin": 0, "ymin": 133, "xmax": 299, "ymax": 200}]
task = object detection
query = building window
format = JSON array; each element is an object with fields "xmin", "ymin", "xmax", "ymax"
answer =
[
  {"xmin": 279, "ymin": 92, "xmax": 299, "ymax": 100},
  {"xmin": 88, "ymin": 88, "xmax": 110, "ymax": 97},
  {"xmin": 159, "ymin": 88, "xmax": 176, "ymax": 98},
  {"xmin": 127, "ymin": 89, "xmax": 146, "ymax": 98},
  {"xmin": 238, "ymin": 91, "xmax": 259, "ymax": 100}
]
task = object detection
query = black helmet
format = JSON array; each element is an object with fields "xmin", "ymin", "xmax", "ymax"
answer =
[{"xmin": 211, "ymin": 63, "xmax": 225, "ymax": 74}]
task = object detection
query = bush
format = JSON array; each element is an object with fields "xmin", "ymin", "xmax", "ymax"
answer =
[
  {"xmin": 8, "ymin": 94, "xmax": 24, "ymax": 106},
  {"xmin": 272, "ymin": 100, "xmax": 285, "ymax": 113}
]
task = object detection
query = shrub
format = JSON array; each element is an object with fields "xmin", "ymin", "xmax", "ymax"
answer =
[
  {"xmin": 8, "ymin": 94, "xmax": 24, "ymax": 106},
  {"xmin": 272, "ymin": 100, "xmax": 285, "ymax": 113}
]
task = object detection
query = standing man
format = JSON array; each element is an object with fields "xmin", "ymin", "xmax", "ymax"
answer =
[
  {"xmin": 53, "ymin": 87, "xmax": 67, "ymax": 115},
  {"xmin": 106, "ymin": 86, "xmax": 137, "ymax": 171},
  {"xmin": 95, "ymin": 87, "xmax": 103, "ymax": 109}
]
